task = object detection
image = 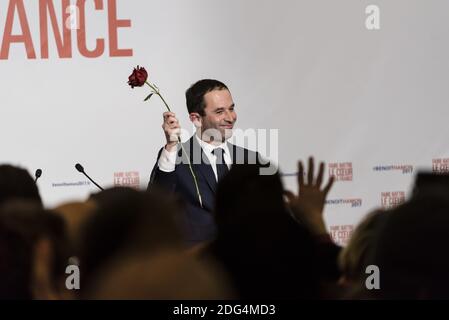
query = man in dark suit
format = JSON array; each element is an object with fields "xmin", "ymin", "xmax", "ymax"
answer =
[{"xmin": 148, "ymin": 79, "xmax": 264, "ymax": 245}]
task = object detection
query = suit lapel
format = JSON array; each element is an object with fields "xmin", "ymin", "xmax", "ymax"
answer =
[
  {"xmin": 227, "ymin": 142, "xmax": 247, "ymax": 165},
  {"xmin": 196, "ymin": 161, "xmax": 217, "ymax": 194},
  {"xmin": 181, "ymin": 136, "xmax": 217, "ymax": 194}
]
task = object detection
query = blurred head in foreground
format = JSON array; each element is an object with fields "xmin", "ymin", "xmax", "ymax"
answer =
[{"xmin": 0, "ymin": 201, "xmax": 69, "ymax": 299}]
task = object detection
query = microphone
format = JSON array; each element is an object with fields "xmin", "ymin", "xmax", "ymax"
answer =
[
  {"xmin": 75, "ymin": 163, "xmax": 104, "ymax": 191},
  {"xmin": 34, "ymin": 169, "xmax": 42, "ymax": 183}
]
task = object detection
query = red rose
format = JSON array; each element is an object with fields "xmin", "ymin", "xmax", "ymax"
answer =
[{"xmin": 128, "ymin": 66, "xmax": 148, "ymax": 88}]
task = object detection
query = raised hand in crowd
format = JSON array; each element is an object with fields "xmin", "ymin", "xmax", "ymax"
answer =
[{"xmin": 284, "ymin": 157, "xmax": 335, "ymax": 236}]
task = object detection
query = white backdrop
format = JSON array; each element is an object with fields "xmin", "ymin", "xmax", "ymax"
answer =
[{"xmin": 2, "ymin": 0, "xmax": 449, "ymax": 245}]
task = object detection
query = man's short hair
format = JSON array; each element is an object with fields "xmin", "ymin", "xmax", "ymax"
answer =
[
  {"xmin": 186, "ymin": 79, "xmax": 228, "ymax": 116},
  {"xmin": 0, "ymin": 165, "xmax": 42, "ymax": 208}
]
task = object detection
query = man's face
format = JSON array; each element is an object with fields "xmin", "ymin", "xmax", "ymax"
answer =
[{"xmin": 199, "ymin": 89, "xmax": 237, "ymax": 143}]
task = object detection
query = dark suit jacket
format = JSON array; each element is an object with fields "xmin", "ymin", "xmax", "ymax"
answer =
[{"xmin": 148, "ymin": 136, "xmax": 262, "ymax": 244}]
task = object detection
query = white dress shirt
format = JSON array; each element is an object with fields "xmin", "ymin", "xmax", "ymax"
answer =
[{"xmin": 158, "ymin": 134, "xmax": 232, "ymax": 182}]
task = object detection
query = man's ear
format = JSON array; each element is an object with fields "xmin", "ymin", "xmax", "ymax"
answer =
[{"xmin": 189, "ymin": 113, "xmax": 202, "ymax": 128}]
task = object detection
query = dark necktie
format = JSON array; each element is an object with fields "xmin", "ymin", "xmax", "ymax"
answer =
[{"xmin": 212, "ymin": 148, "xmax": 229, "ymax": 183}]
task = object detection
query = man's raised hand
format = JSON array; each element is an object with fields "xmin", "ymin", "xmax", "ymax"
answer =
[{"xmin": 162, "ymin": 112, "xmax": 181, "ymax": 151}]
